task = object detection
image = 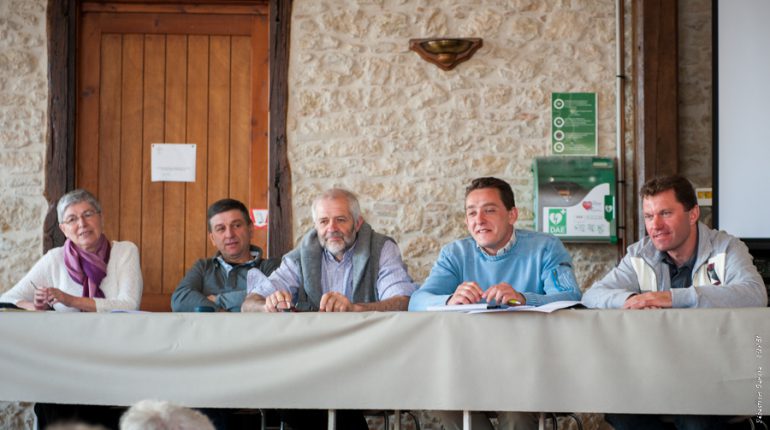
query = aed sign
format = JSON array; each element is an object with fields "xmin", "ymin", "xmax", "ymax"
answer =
[{"xmin": 551, "ymin": 92, "xmax": 597, "ymax": 156}]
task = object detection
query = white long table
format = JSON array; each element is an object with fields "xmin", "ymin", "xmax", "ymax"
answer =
[{"xmin": 1, "ymin": 308, "xmax": 768, "ymax": 417}]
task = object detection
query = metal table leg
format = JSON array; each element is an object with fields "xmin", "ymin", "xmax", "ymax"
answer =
[{"xmin": 463, "ymin": 410, "xmax": 472, "ymax": 430}]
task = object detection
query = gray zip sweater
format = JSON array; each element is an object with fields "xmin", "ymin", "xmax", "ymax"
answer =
[{"xmin": 583, "ymin": 222, "xmax": 767, "ymax": 308}]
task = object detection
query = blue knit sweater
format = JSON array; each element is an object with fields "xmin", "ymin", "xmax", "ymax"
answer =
[{"xmin": 408, "ymin": 229, "xmax": 581, "ymax": 311}]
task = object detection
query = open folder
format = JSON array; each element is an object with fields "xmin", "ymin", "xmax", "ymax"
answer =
[{"xmin": 426, "ymin": 300, "xmax": 583, "ymax": 314}]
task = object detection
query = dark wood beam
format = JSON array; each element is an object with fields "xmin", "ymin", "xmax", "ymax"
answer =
[
  {"xmin": 268, "ymin": 0, "xmax": 293, "ymax": 257},
  {"xmin": 633, "ymin": 0, "xmax": 679, "ymax": 238},
  {"xmin": 45, "ymin": 0, "xmax": 79, "ymax": 251}
]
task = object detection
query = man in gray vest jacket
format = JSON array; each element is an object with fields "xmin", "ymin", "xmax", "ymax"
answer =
[
  {"xmin": 583, "ymin": 175, "xmax": 767, "ymax": 430},
  {"xmin": 242, "ymin": 188, "xmax": 416, "ymax": 312},
  {"xmin": 241, "ymin": 188, "xmax": 416, "ymax": 429}
]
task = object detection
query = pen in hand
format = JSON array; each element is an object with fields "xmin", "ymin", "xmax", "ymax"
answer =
[
  {"xmin": 31, "ymin": 281, "xmax": 52, "ymax": 309},
  {"xmin": 31, "ymin": 281, "xmax": 47, "ymax": 295}
]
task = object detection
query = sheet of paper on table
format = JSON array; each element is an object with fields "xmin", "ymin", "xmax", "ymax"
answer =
[{"xmin": 427, "ymin": 300, "xmax": 583, "ymax": 314}]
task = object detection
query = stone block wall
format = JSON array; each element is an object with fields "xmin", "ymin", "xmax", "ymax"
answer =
[
  {"xmin": 0, "ymin": 0, "xmax": 48, "ymax": 292},
  {"xmin": 678, "ymin": 0, "xmax": 712, "ymax": 188},
  {"xmin": 0, "ymin": 0, "xmax": 48, "ymax": 426},
  {"xmin": 678, "ymin": 0, "xmax": 713, "ymax": 226},
  {"xmin": 287, "ymin": 0, "xmax": 622, "ymax": 285}
]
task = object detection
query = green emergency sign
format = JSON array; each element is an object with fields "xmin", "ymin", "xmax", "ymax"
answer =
[{"xmin": 551, "ymin": 92, "xmax": 597, "ymax": 156}]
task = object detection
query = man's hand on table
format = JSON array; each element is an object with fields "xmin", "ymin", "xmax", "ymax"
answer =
[
  {"xmin": 264, "ymin": 290, "xmax": 294, "ymax": 312},
  {"xmin": 447, "ymin": 281, "xmax": 484, "ymax": 305},
  {"xmin": 319, "ymin": 291, "xmax": 353, "ymax": 312},
  {"xmin": 482, "ymin": 282, "xmax": 525, "ymax": 306},
  {"xmin": 447, "ymin": 281, "xmax": 525, "ymax": 306},
  {"xmin": 623, "ymin": 291, "xmax": 672, "ymax": 309}
]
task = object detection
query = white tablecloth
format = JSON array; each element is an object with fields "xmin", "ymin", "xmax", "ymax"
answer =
[{"xmin": 0, "ymin": 308, "xmax": 767, "ymax": 415}]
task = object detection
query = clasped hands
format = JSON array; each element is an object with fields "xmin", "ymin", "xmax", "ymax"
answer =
[
  {"xmin": 264, "ymin": 290, "xmax": 359, "ymax": 312},
  {"xmin": 623, "ymin": 291, "xmax": 672, "ymax": 309},
  {"xmin": 447, "ymin": 281, "xmax": 525, "ymax": 306}
]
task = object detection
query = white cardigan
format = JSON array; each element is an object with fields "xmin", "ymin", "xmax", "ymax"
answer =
[{"xmin": 1, "ymin": 241, "xmax": 143, "ymax": 312}]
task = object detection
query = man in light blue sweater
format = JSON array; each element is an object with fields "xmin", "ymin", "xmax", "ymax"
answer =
[
  {"xmin": 408, "ymin": 177, "xmax": 581, "ymax": 430},
  {"xmin": 409, "ymin": 177, "xmax": 581, "ymax": 311}
]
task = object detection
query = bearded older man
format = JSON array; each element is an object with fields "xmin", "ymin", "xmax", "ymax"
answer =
[
  {"xmin": 242, "ymin": 188, "xmax": 416, "ymax": 313},
  {"xmin": 241, "ymin": 188, "xmax": 416, "ymax": 430}
]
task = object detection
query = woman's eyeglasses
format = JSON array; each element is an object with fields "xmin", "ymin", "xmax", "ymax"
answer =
[{"xmin": 62, "ymin": 210, "xmax": 100, "ymax": 226}]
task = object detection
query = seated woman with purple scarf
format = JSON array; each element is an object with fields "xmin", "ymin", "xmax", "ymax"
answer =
[{"xmin": 0, "ymin": 189, "xmax": 143, "ymax": 312}]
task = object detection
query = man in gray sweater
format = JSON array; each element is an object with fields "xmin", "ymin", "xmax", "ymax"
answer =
[
  {"xmin": 171, "ymin": 198, "xmax": 279, "ymax": 312},
  {"xmin": 583, "ymin": 175, "xmax": 767, "ymax": 430}
]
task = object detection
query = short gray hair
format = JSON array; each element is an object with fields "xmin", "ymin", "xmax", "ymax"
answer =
[
  {"xmin": 46, "ymin": 424, "xmax": 107, "ymax": 430},
  {"xmin": 120, "ymin": 399, "xmax": 214, "ymax": 430},
  {"xmin": 311, "ymin": 188, "xmax": 361, "ymax": 222},
  {"xmin": 56, "ymin": 189, "xmax": 102, "ymax": 223}
]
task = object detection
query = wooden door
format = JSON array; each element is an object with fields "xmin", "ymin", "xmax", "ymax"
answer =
[{"xmin": 77, "ymin": 2, "xmax": 269, "ymax": 311}]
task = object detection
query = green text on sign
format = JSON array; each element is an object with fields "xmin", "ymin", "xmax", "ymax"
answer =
[{"xmin": 551, "ymin": 92, "xmax": 597, "ymax": 156}]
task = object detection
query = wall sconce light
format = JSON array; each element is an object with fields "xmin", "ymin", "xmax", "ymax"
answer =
[{"xmin": 409, "ymin": 37, "xmax": 483, "ymax": 71}]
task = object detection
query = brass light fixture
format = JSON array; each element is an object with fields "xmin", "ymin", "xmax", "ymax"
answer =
[{"xmin": 409, "ymin": 37, "xmax": 483, "ymax": 71}]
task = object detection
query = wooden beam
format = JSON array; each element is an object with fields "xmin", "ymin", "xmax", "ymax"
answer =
[
  {"xmin": 268, "ymin": 0, "xmax": 293, "ymax": 257},
  {"xmin": 633, "ymin": 0, "xmax": 679, "ymax": 238},
  {"xmin": 45, "ymin": 0, "xmax": 79, "ymax": 251}
]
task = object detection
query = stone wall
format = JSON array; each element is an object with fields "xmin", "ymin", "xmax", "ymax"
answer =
[
  {"xmin": 0, "ymin": 0, "xmax": 48, "ymax": 293},
  {"xmin": 0, "ymin": 0, "xmax": 48, "ymax": 426},
  {"xmin": 678, "ymin": 0, "xmax": 713, "ymax": 225},
  {"xmin": 288, "ymin": 0, "xmax": 622, "ymax": 287}
]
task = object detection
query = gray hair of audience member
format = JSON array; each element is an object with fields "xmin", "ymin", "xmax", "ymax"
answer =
[
  {"xmin": 311, "ymin": 188, "xmax": 362, "ymax": 222},
  {"xmin": 56, "ymin": 189, "xmax": 102, "ymax": 223},
  {"xmin": 46, "ymin": 423, "xmax": 108, "ymax": 430},
  {"xmin": 119, "ymin": 399, "xmax": 215, "ymax": 430}
]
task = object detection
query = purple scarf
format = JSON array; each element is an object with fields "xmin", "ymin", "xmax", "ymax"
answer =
[{"xmin": 63, "ymin": 235, "xmax": 111, "ymax": 299}]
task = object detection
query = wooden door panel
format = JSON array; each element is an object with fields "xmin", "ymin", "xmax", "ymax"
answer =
[
  {"xmin": 98, "ymin": 34, "xmax": 123, "ymax": 241},
  {"xmin": 162, "ymin": 34, "xmax": 189, "ymax": 294},
  {"xmin": 230, "ymin": 36, "xmax": 252, "ymax": 210},
  {"xmin": 206, "ymin": 35, "xmax": 232, "ymax": 257},
  {"xmin": 86, "ymin": 12, "xmax": 256, "ymax": 36},
  {"xmin": 77, "ymin": 16, "xmax": 100, "ymax": 196},
  {"xmin": 119, "ymin": 34, "xmax": 145, "ymax": 248},
  {"xmin": 184, "ymin": 35, "xmax": 210, "ymax": 272},
  {"xmin": 78, "ymin": 7, "xmax": 269, "ymax": 311},
  {"xmin": 140, "ymin": 34, "xmax": 166, "ymax": 297}
]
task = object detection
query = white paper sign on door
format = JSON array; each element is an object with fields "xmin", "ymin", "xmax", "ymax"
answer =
[{"xmin": 151, "ymin": 143, "xmax": 197, "ymax": 182}]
